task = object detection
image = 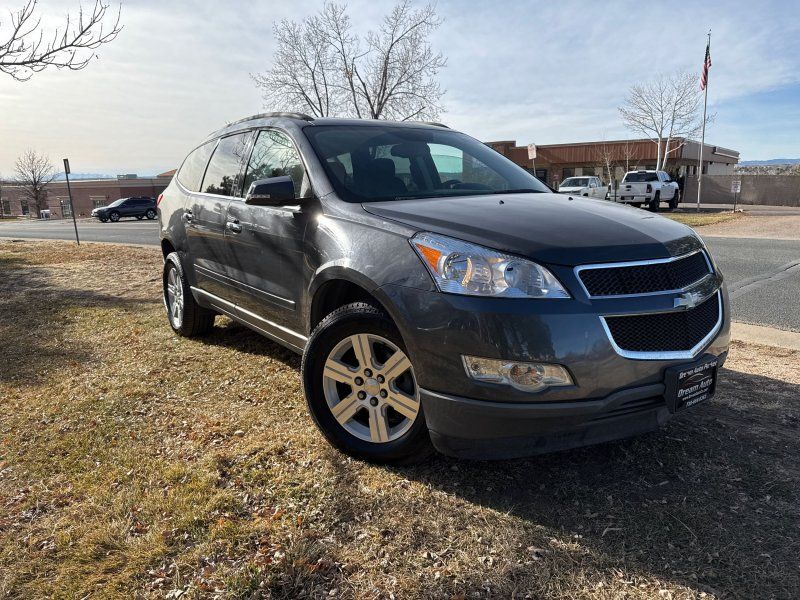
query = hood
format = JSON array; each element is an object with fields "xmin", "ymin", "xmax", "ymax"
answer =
[
  {"xmin": 362, "ymin": 193, "xmax": 701, "ymax": 266},
  {"xmin": 558, "ymin": 186, "xmax": 584, "ymax": 192}
]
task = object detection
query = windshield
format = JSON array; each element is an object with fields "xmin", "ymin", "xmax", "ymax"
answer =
[
  {"xmin": 107, "ymin": 198, "xmax": 126, "ymax": 207},
  {"xmin": 561, "ymin": 178, "xmax": 590, "ymax": 187},
  {"xmin": 304, "ymin": 125, "xmax": 550, "ymax": 202},
  {"xmin": 623, "ymin": 172, "xmax": 658, "ymax": 182}
]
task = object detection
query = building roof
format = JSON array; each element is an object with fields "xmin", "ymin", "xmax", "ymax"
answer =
[{"xmin": 158, "ymin": 169, "xmax": 177, "ymax": 178}]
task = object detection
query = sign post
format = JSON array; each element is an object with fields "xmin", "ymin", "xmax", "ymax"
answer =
[
  {"xmin": 63, "ymin": 158, "xmax": 80, "ymax": 245},
  {"xmin": 527, "ymin": 143, "xmax": 537, "ymax": 177},
  {"xmin": 731, "ymin": 179, "xmax": 741, "ymax": 212}
]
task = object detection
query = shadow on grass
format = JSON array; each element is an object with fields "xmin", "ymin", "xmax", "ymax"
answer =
[
  {"xmin": 0, "ymin": 260, "xmax": 152, "ymax": 386},
  {"xmin": 391, "ymin": 367, "xmax": 800, "ymax": 599}
]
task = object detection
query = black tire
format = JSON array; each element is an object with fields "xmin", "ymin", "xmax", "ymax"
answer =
[
  {"xmin": 301, "ymin": 302, "xmax": 433, "ymax": 464},
  {"xmin": 649, "ymin": 192, "xmax": 660, "ymax": 212},
  {"xmin": 109, "ymin": 211, "xmax": 120, "ymax": 222},
  {"xmin": 162, "ymin": 252, "xmax": 215, "ymax": 337},
  {"xmin": 631, "ymin": 202, "xmax": 642, "ymax": 208},
  {"xmin": 100, "ymin": 216, "xmax": 108, "ymax": 223},
  {"xmin": 669, "ymin": 189, "xmax": 680, "ymax": 210},
  {"xmin": 146, "ymin": 209, "xmax": 156, "ymax": 220},
  {"xmin": 136, "ymin": 215, "xmax": 144, "ymax": 220}
]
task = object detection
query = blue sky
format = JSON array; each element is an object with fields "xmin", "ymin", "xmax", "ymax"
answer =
[{"xmin": 0, "ymin": 0, "xmax": 798, "ymax": 175}]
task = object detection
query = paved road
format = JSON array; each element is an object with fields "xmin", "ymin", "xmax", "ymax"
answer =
[
  {"xmin": 1, "ymin": 218, "xmax": 798, "ymax": 331},
  {"xmin": 0, "ymin": 218, "xmax": 159, "ymax": 246}
]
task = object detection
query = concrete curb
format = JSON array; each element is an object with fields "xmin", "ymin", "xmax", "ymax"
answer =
[{"xmin": 731, "ymin": 322, "xmax": 800, "ymax": 351}]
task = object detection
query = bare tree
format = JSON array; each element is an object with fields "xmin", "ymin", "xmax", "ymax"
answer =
[
  {"xmin": 14, "ymin": 149, "xmax": 54, "ymax": 217},
  {"xmin": 0, "ymin": 0, "xmax": 122, "ymax": 82},
  {"xmin": 592, "ymin": 138, "xmax": 617, "ymax": 185},
  {"xmin": 619, "ymin": 71, "xmax": 711, "ymax": 171},
  {"xmin": 253, "ymin": 1, "xmax": 446, "ymax": 121},
  {"xmin": 620, "ymin": 139, "xmax": 641, "ymax": 173}
]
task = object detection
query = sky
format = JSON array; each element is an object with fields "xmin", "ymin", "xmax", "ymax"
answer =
[{"xmin": 1, "ymin": 0, "xmax": 799, "ymax": 176}]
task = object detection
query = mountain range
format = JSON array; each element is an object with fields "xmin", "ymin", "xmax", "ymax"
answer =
[{"xmin": 739, "ymin": 158, "xmax": 800, "ymax": 166}]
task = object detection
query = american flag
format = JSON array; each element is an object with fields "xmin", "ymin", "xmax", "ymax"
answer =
[{"xmin": 700, "ymin": 41, "xmax": 712, "ymax": 90}]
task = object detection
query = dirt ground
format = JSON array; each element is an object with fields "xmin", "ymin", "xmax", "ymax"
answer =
[
  {"xmin": 694, "ymin": 214, "xmax": 800, "ymax": 239},
  {"xmin": 1, "ymin": 240, "xmax": 799, "ymax": 599}
]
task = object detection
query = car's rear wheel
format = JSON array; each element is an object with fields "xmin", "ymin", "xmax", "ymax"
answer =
[
  {"xmin": 146, "ymin": 208, "xmax": 156, "ymax": 220},
  {"xmin": 163, "ymin": 252, "xmax": 215, "ymax": 337},
  {"xmin": 302, "ymin": 302, "xmax": 432, "ymax": 464},
  {"xmin": 649, "ymin": 191, "xmax": 660, "ymax": 212},
  {"xmin": 109, "ymin": 211, "xmax": 120, "ymax": 222}
]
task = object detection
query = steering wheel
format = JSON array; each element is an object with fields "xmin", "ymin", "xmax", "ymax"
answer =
[{"xmin": 441, "ymin": 179, "xmax": 462, "ymax": 189}]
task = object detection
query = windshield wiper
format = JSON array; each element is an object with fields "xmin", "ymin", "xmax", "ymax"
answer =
[{"xmin": 491, "ymin": 188, "xmax": 544, "ymax": 195}]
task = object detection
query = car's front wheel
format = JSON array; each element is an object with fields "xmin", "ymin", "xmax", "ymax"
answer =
[
  {"xmin": 136, "ymin": 215, "xmax": 144, "ymax": 220},
  {"xmin": 302, "ymin": 302, "xmax": 432, "ymax": 464},
  {"xmin": 669, "ymin": 189, "xmax": 680, "ymax": 210},
  {"xmin": 100, "ymin": 216, "xmax": 108, "ymax": 223},
  {"xmin": 162, "ymin": 252, "xmax": 215, "ymax": 337}
]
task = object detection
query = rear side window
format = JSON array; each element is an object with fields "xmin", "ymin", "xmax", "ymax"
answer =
[
  {"xmin": 177, "ymin": 141, "xmax": 215, "ymax": 192},
  {"xmin": 201, "ymin": 133, "xmax": 252, "ymax": 196},
  {"xmin": 243, "ymin": 130, "xmax": 307, "ymax": 196}
]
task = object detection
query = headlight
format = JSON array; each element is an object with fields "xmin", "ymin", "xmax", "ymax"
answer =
[{"xmin": 410, "ymin": 232, "xmax": 570, "ymax": 298}]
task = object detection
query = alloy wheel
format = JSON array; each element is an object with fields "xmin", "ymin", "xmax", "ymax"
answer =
[
  {"xmin": 322, "ymin": 333, "xmax": 419, "ymax": 443},
  {"xmin": 166, "ymin": 265, "xmax": 184, "ymax": 328}
]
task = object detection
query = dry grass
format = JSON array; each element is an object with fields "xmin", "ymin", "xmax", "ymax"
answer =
[
  {"xmin": 1, "ymin": 240, "xmax": 799, "ymax": 599},
  {"xmin": 662, "ymin": 211, "xmax": 745, "ymax": 228}
]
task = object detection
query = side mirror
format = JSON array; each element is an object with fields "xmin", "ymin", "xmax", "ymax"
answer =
[{"xmin": 245, "ymin": 176, "xmax": 296, "ymax": 206}]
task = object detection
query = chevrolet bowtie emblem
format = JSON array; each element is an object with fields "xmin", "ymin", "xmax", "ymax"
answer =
[{"xmin": 674, "ymin": 290, "xmax": 704, "ymax": 310}]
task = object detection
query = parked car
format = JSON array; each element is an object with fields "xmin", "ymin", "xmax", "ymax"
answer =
[
  {"xmin": 158, "ymin": 113, "xmax": 730, "ymax": 464},
  {"xmin": 617, "ymin": 170, "xmax": 680, "ymax": 210},
  {"xmin": 92, "ymin": 197, "xmax": 157, "ymax": 222},
  {"xmin": 558, "ymin": 176, "xmax": 605, "ymax": 199}
]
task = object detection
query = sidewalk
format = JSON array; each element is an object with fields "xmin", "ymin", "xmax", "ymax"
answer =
[{"xmin": 731, "ymin": 322, "xmax": 800, "ymax": 351}]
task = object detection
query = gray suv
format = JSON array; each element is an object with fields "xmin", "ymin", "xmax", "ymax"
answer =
[{"xmin": 158, "ymin": 113, "xmax": 730, "ymax": 463}]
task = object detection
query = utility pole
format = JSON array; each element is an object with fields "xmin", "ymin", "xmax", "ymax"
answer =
[{"xmin": 63, "ymin": 158, "xmax": 80, "ymax": 245}]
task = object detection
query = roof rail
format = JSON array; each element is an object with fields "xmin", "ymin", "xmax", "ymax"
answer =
[
  {"xmin": 208, "ymin": 112, "xmax": 315, "ymax": 136},
  {"xmin": 415, "ymin": 121, "xmax": 449, "ymax": 128}
]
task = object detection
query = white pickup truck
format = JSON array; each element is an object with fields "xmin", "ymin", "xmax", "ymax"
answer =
[
  {"xmin": 558, "ymin": 176, "xmax": 606, "ymax": 199},
  {"xmin": 616, "ymin": 170, "xmax": 680, "ymax": 210}
]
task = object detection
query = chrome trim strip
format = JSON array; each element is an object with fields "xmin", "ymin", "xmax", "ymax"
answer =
[
  {"xmin": 191, "ymin": 286, "xmax": 307, "ymax": 347},
  {"xmin": 574, "ymin": 249, "xmax": 712, "ymax": 299},
  {"xmin": 600, "ymin": 292, "xmax": 723, "ymax": 361}
]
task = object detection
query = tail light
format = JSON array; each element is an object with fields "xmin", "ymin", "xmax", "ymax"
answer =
[
  {"xmin": 157, "ymin": 193, "xmax": 164, "ymax": 206},
  {"xmin": 646, "ymin": 184, "xmax": 652, "ymax": 193}
]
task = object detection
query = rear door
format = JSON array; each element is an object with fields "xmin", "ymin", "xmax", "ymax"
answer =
[{"xmin": 224, "ymin": 128, "xmax": 311, "ymax": 335}]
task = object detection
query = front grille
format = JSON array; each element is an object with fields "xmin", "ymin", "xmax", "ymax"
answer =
[
  {"xmin": 579, "ymin": 252, "xmax": 711, "ymax": 297},
  {"xmin": 604, "ymin": 293, "xmax": 720, "ymax": 353}
]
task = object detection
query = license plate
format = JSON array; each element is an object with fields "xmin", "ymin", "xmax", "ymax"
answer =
[{"xmin": 664, "ymin": 356, "xmax": 719, "ymax": 413}]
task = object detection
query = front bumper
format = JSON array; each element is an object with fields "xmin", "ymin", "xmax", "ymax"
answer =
[{"xmin": 378, "ymin": 277, "xmax": 730, "ymax": 459}]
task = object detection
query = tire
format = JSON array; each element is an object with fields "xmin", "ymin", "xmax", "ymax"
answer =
[
  {"xmin": 100, "ymin": 217, "xmax": 108, "ymax": 223},
  {"xmin": 136, "ymin": 215, "xmax": 144, "ymax": 220},
  {"xmin": 146, "ymin": 209, "xmax": 156, "ymax": 220},
  {"xmin": 163, "ymin": 252, "xmax": 215, "ymax": 337},
  {"xmin": 669, "ymin": 189, "xmax": 680, "ymax": 210},
  {"xmin": 109, "ymin": 211, "xmax": 120, "ymax": 222},
  {"xmin": 649, "ymin": 192, "xmax": 660, "ymax": 212},
  {"xmin": 631, "ymin": 202, "xmax": 642, "ymax": 208},
  {"xmin": 301, "ymin": 302, "xmax": 433, "ymax": 464}
]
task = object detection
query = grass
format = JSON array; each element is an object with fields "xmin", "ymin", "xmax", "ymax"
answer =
[
  {"xmin": 662, "ymin": 211, "xmax": 745, "ymax": 228},
  {"xmin": 1, "ymin": 240, "xmax": 799, "ymax": 599}
]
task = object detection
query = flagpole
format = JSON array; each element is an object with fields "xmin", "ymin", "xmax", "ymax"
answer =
[{"xmin": 696, "ymin": 30, "xmax": 711, "ymax": 213}]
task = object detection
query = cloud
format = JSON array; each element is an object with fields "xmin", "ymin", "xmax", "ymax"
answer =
[{"xmin": 0, "ymin": 0, "xmax": 798, "ymax": 174}]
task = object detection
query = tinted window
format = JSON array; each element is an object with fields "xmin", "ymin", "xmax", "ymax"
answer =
[
  {"xmin": 108, "ymin": 198, "xmax": 125, "ymax": 207},
  {"xmin": 177, "ymin": 141, "xmax": 215, "ymax": 192},
  {"xmin": 623, "ymin": 172, "xmax": 659, "ymax": 182},
  {"xmin": 561, "ymin": 178, "xmax": 590, "ymax": 187},
  {"xmin": 243, "ymin": 130, "xmax": 307, "ymax": 195},
  {"xmin": 201, "ymin": 133, "xmax": 251, "ymax": 196},
  {"xmin": 304, "ymin": 125, "xmax": 549, "ymax": 203}
]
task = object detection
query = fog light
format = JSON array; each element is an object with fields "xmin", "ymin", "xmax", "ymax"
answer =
[{"xmin": 462, "ymin": 356, "xmax": 573, "ymax": 392}]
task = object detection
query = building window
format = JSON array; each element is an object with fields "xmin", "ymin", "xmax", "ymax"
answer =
[
  {"xmin": 562, "ymin": 168, "xmax": 574, "ymax": 179},
  {"xmin": 91, "ymin": 197, "xmax": 107, "ymax": 208},
  {"xmin": 535, "ymin": 169, "xmax": 548, "ymax": 183},
  {"xmin": 1, "ymin": 199, "xmax": 9, "ymax": 216},
  {"xmin": 20, "ymin": 199, "xmax": 29, "ymax": 215}
]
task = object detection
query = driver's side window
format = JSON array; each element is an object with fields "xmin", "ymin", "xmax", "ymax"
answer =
[{"xmin": 243, "ymin": 129, "xmax": 308, "ymax": 197}]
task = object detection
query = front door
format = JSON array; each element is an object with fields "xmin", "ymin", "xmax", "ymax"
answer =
[{"xmin": 225, "ymin": 128, "xmax": 311, "ymax": 335}]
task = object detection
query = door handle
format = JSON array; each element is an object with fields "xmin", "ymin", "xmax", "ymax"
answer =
[{"xmin": 226, "ymin": 220, "xmax": 242, "ymax": 234}]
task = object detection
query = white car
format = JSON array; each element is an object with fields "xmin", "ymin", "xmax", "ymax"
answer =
[
  {"xmin": 558, "ymin": 176, "xmax": 606, "ymax": 199},
  {"xmin": 616, "ymin": 170, "xmax": 680, "ymax": 210}
]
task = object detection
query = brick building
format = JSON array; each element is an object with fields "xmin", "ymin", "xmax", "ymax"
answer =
[
  {"xmin": 0, "ymin": 175, "xmax": 173, "ymax": 219},
  {"xmin": 487, "ymin": 138, "xmax": 739, "ymax": 187}
]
